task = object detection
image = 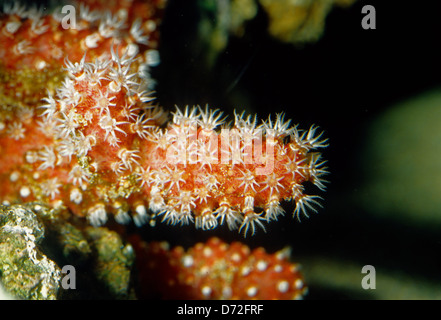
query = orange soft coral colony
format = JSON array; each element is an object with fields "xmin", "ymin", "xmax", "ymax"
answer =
[
  {"xmin": 140, "ymin": 106, "xmax": 329, "ymax": 236},
  {"xmin": 0, "ymin": 2, "xmax": 328, "ymax": 236},
  {"xmin": 132, "ymin": 236, "xmax": 308, "ymax": 300},
  {"xmin": 0, "ymin": 48, "xmax": 165, "ymax": 226},
  {"xmin": 0, "ymin": 47, "xmax": 328, "ymax": 235}
]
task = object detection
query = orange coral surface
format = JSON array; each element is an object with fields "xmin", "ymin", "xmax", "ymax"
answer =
[{"xmin": 131, "ymin": 236, "xmax": 307, "ymax": 300}]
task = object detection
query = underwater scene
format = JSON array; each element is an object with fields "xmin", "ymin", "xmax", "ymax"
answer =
[{"xmin": 0, "ymin": 0, "xmax": 440, "ymax": 301}]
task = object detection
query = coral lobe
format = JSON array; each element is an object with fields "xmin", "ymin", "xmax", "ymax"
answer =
[{"xmin": 0, "ymin": 1, "xmax": 328, "ymax": 237}]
